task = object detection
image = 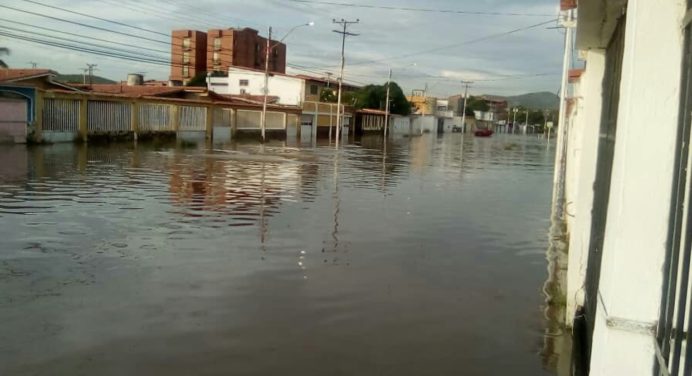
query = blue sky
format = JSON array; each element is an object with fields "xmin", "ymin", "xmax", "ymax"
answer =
[{"xmin": 0, "ymin": 0, "xmax": 564, "ymax": 96}]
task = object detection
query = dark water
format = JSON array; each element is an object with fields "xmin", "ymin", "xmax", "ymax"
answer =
[{"xmin": 0, "ymin": 134, "xmax": 568, "ymax": 375}]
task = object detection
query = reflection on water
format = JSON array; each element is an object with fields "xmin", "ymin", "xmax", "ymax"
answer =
[{"xmin": 1, "ymin": 134, "xmax": 567, "ymax": 375}]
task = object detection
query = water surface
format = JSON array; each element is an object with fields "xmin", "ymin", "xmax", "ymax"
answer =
[{"xmin": 0, "ymin": 134, "xmax": 566, "ymax": 375}]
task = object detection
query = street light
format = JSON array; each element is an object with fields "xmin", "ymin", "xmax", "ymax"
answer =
[
  {"xmin": 384, "ymin": 63, "xmax": 416, "ymax": 138},
  {"xmin": 513, "ymin": 107, "xmax": 519, "ymax": 134},
  {"xmin": 260, "ymin": 22, "xmax": 314, "ymax": 142}
]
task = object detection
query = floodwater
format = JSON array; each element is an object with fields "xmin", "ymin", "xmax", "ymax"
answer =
[{"xmin": 0, "ymin": 134, "xmax": 569, "ymax": 375}]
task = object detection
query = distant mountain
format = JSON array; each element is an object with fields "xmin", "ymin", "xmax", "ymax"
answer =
[
  {"xmin": 56, "ymin": 74, "xmax": 116, "ymax": 84},
  {"xmin": 504, "ymin": 91, "xmax": 560, "ymax": 110}
]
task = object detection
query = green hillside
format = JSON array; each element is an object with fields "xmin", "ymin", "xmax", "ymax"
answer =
[{"xmin": 504, "ymin": 91, "xmax": 560, "ymax": 110}]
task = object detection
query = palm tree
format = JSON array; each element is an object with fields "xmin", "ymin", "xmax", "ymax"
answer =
[{"xmin": 0, "ymin": 48, "xmax": 9, "ymax": 68}]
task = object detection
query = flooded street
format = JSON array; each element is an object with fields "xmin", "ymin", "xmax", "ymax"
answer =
[{"xmin": 0, "ymin": 134, "xmax": 567, "ymax": 375}]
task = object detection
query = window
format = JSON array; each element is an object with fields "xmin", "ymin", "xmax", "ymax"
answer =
[
  {"xmin": 310, "ymin": 84, "xmax": 319, "ymax": 95},
  {"xmin": 182, "ymin": 37, "xmax": 191, "ymax": 50},
  {"xmin": 182, "ymin": 51, "xmax": 190, "ymax": 64},
  {"xmin": 213, "ymin": 52, "xmax": 220, "ymax": 64},
  {"xmin": 239, "ymin": 79, "xmax": 249, "ymax": 87},
  {"xmin": 182, "ymin": 65, "xmax": 189, "ymax": 78},
  {"xmin": 214, "ymin": 37, "xmax": 222, "ymax": 50}
]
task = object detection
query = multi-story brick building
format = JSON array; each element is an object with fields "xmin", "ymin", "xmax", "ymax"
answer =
[
  {"xmin": 170, "ymin": 30, "xmax": 207, "ymax": 84},
  {"xmin": 170, "ymin": 28, "xmax": 286, "ymax": 85}
]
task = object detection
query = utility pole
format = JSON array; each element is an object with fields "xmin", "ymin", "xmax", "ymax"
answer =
[
  {"xmin": 261, "ymin": 22, "xmax": 313, "ymax": 143},
  {"xmin": 325, "ymin": 72, "xmax": 333, "ymax": 88},
  {"xmin": 82, "ymin": 68, "xmax": 89, "ymax": 85},
  {"xmin": 460, "ymin": 81, "xmax": 473, "ymax": 133},
  {"xmin": 86, "ymin": 63, "xmax": 97, "ymax": 87},
  {"xmin": 552, "ymin": 8, "xmax": 576, "ymax": 218},
  {"xmin": 384, "ymin": 68, "xmax": 392, "ymax": 138},
  {"xmin": 260, "ymin": 26, "xmax": 272, "ymax": 143},
  {"xmin": 525, "ymin": 109, "xmax": 530, "ymax": 134},
  {"xmin": 332, "ymin": 18, "xmax": 360, "ymax": 148},
  {"xmin": 513, "ymin": 107, "xmax": 519, "ymax": 133}
]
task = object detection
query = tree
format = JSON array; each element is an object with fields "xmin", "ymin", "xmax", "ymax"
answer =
[
  {"xmin": 320, "ymin": 88, "xmax": 337, "ymax": 103},
  {"xmin": 185, "ymin": 71, "xmax": 208, "ymax": 87},
  {"xmin": 466, "ymin": 96, "xmax": 490, "ymax": 113},
  {"xmin": 0, "ymin": 48, "xmax": 9, "ymax": 68},
  {"xmin": 342, "ymin": 82, "xmax": 411, "ymax": 116}
]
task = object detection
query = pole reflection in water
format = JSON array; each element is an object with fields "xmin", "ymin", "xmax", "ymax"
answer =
[{"xmin": 0, "ymin": 134, "xmax": 568, "ymax": 376}]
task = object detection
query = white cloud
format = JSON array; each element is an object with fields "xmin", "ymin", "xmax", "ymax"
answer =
[{"xmin": 1, "ymin": 0, "xmax": 563, "ymax": 96}]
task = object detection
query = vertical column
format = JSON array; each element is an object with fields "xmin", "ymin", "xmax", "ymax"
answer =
[
  {"xmin": 78, "ymin": 98, "xmax": 88, "ymax": 143},
  {"xmin": 171, "ymin": 104, "xmax": 180, "ymax": 133},
  {"xmin": 205, "ymin": 106, "xmax": 213, "ymax": 140},
  {"xmin": 589, "ymin": 0, "xmax": 685, "ymax": 374},
  {"xmin": 231, "ymin": 108, "xmax": 237, "ymax": 138},
  {"xmin": 566, "ymin": 49, "xmax": 606, "ymax": 326},
  {"xmin": 131, "ymin": 101, "xmax": 139, "ymax": 140},
  {"xmin": 34, "ymin": 90, "xmax": 44, "ymax": 143}
]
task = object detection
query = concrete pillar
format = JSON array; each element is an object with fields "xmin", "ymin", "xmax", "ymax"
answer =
[
  {"xmin": 588, "ymin": 0, "xmax": 685, "ymax": 374},
  {"xmin": 231, "ymin": 108, "xmax": 238, "ymax": 137},
  {"xmin": 34, "ymin": 90, "xmax": 44, "ymax": 143},
  {"xmin": 171, "ymin": 104, "xmax": 180, "ymax": 132},
  {"xmin": 565, "ymin": 49, "xmax": 606, "ymax": 326},
  {"xmin": 131, "ymin": 101, "xmax": 139, "ymax": 140},
  {"xmin": 78, "ymin": 98, "xmax": 88, "ymax": 143},
  {"xmin": 205, "ymin": 106, "xmax": 213, "ymax": 140}
]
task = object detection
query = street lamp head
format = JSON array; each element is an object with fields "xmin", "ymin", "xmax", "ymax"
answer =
[{"xmin": 307, "ymin": 22, "xmax": 315, "ymax": 27}]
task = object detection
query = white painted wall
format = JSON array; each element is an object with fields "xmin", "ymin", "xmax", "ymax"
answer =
[
  {"xmin": 391, "ymin": 116, "xmax": 411, "ymax": 135},
  {"xmin": 565, "ymin": 50, "xmax": 606, "ymax": 326},
  {"xmin": 412, "ymin": 115, "xmax": 436, "ymax": 134},
  {"xmin": 208, "ymin": 67, "xmax": 306, "ymax": 106},
  {"xmin": 588, "ymin": 0, "xmax": 685, "ymax": 374}
]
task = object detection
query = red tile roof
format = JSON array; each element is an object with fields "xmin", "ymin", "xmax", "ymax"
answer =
[
  {"xmin": 0, "ymin": 69, "xmax": 56, "ymax": 82},
  {"xmin": 72, "ymin": 84, "xmax": 185, "ymax": 97},
  {"xmin": 357, "ymin": 108, "xmax": 389, "ymax": 115}
]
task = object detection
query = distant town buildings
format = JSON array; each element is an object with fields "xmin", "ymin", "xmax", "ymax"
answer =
[{"xmin": 170, "ymin": 28, "xmax": 286, "ymax": 85}]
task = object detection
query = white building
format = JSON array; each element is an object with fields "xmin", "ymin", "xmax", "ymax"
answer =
[
  {"xmin": 208, "ymin": 67, "xmax": 305, "ymax": 106},
  {"xmin": 555, "ymin": 0, "xmax": 689, "ymax": 374}
]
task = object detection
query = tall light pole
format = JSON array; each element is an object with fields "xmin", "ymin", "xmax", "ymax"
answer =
[
  {"xmin": 384, "ymin": 68, "xmax": 392, "ymax": 138},
  {"xmin": 260, "ymin": 22, "xmax": 314, "ymax": 142},
  {"xmin": 332, "ymin": 18, "xmax": 360, "ymax": 148},
  {"xmin": 513, "ymin": 107, "xmax": 519, "ymax": 134},
  {"xmin": 460, "ymin": 81, "xmax": 472, "ymax": 133}
]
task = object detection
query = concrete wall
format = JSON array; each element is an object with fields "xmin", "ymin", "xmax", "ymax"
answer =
[
  {"xmin": 209, "ymin": 67, "xmax": 305, "ymax": 106},
  {"xmin": 565, "ymin": 50, "xmax": 606, "ymax": 326},
  {"xmin": 0, "ymin": 98, "xmax": 27, "ymax": 144},
  {"xmin": 583, "ymin": 0, "xmax": 686, "ymax": 374}
]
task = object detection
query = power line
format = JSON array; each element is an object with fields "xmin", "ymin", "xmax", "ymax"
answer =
[
  {"xmin": 283, "ymin": 0, "xmax": 556, "ymax": 17},
  {"xmin": 0, "ymin": 30, "xmax": 183, "ymax": 68},
  {"xmin": 0, "ymin": 18, "xmax": 171, "ymax": 56},
  {"xmin": 297, "ymin": 18, "xmax": 558, "ymax": 69},
  {"xmin": 21, "ymin": 0, "xmax": 170, "ymax": 38},
  {"xmin": 0, "ymin": 4, "xmax": 171, "ymax": 46},
  {"xmin": 0, "ymin": 24, "xmax": 170, "ymax": 61}
]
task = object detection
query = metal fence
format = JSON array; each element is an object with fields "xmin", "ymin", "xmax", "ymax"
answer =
[
  {"xmin": 213, "ymin": 108, "xmax": 233, "ymax": 128},
  {"xmin": 43, "ymin": 98, "xmax": 80, "ymax": 132},
  {"xmin": 179, "ymin": 105, "xmax": 206, "ymax": 131},
  {"xmin": 656, "ymin": 4, "xmax": 692, "ymax": 375},
  {"xmin": 139, "ymin": 103, "xmax": 173, "ymax": 132},
  {"xmin": 88, "ymin": 100, "xmax": 131, "ymax": 132}
]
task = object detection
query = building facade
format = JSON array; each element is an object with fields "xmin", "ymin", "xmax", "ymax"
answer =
[
  {"xmin": 206, "ymin": 28, "xmax": 286, "ymax": 75},
  {"xmin": 170, "ymin": 28, "xmax": 286, "ymax": 85},
  {"xmin": 554, "ymin": 0, "xmax": 690, "ymax": 374},
  {"xmin": 170, "ymin": 30, "xmax": 207, "ymax": 84}
]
